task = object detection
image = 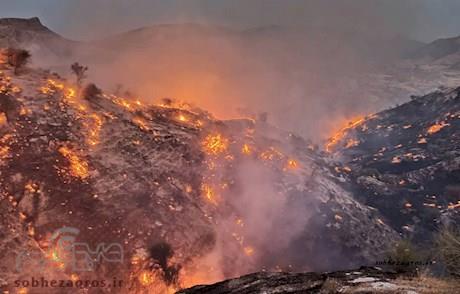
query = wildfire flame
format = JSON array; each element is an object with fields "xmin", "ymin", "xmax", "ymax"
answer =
[
  {"xmin": 177, "ymin": 114, "xmax": 188, "ymax": 122},
  {"xmin": 138, "ymin": 270, "xmax": 155, "ymax": 286},
  {"xmin": 259, "ymin": 147, "xmax": 284, "ymax": 161},
  {"xmin": 202, "ymin": 133, "xmax": 228, "ymax": 155},
  {"xmin": 201, "ymin": 183, "xmax": 218, "ymax": 204},
  {"xmin": 326, "ymin": 116, "xmax": 366, "ymax": 152},
  {"xmin": 241, "ymin": 143, "xmax": 252, "ymax": 155},
  {"xmin": 243, "ymin": 246, "xmax": 255, "ymax": 256},
  {"xmin": 133, "ymin": 117, "xmax": 150, "ymax": 131},
  {"xmin": 86, "ymin": 113, "xmax": 103, "ymax": 146},
  {"xmin": 286, "ymin": 159, "xmax": 299, "ymax": 170},
  {"xmin": 427, "ymin": 121, "xmax": 450, "ymax": 135},
  {"xmin": 58, "ymin": 146, "xmax": 89, "ymax": 180}
]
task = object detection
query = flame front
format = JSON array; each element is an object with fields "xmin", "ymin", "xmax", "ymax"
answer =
[
  {"xmin": 326, "ymin": 116, "xmax": 366, "ymax": 152},
  {"xmin": 58, "ymin": 146, "xmax": 89, "ymax": 180},
  {"xmin": 202, "ymin": 133, "xmax": 229, "ymax": 155}
]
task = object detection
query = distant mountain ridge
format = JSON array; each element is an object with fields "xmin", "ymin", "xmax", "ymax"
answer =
[
  {"xmin": 0, "ymin": 17, "xmax": 75, "ymax": 57},
  {"xmin": 410, "ymin": 35, "xmax": 460, "ymax": 60}
]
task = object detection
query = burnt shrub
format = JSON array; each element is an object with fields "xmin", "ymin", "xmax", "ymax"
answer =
[{"xmin": 6, "ymin": 48, "xmax": 31, "ymax": 75}]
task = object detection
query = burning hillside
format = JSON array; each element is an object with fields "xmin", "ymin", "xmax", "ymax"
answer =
[
  {"xmin": 327, "ymin": 88, "xmax": 460, "ymax": 243},
  {"xmin": 0, "ymin": 13, "xmax": 460, "ymax": 294},
  {"xmin": 0, "ymin": 49, "xmax": 402, "ymax": 293}
]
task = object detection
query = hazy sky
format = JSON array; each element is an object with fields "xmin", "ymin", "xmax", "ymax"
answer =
[{"xmin": 1, "ymin": 0, "xmax": 460, "ymax": 41}]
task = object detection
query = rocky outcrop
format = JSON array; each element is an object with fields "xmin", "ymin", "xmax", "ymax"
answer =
[{"xmin": 179, "ymin": 266, "xmax": 455, "ymax": 294}]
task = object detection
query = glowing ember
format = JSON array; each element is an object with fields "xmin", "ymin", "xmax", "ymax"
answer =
[
  {"xmin": 391, "ymin": 156, "xmax": 402, "ymax": 164},
  {"xmin": 47, "ymin": 79, "xmax": 65, "ymax": 90},
  {"xmin": 418, "ymin": 137, "xmax": 427, "ymax": 144},
  {"xmin": 244, "ymin": 246, "xmax": 255, "ymax": 256},
  {"xmin": 241, "ymin": 143, "xmax": 252, "ymax": 155},
  {"xmin": 11, "ymin": 85, "xmax": 21, "ymax": 93},
  {"xmin": 343, "ymin": 166, "xmax": 352, "ymax": 172},
  {"xmin": 133, "ymin": 117, "xmax": 150, "ymax": 131},
  {"xmin": 70, "ymin": 274, "xmax": 79, "ymax": 282},
  {"xmin": 138, "ymin": 270, "xmax": 155, "ymax": 286},
  {"xmin": 177, "ymin": 114, "xmax": 188, "ymax": 122},
  {"xmin": 427, "ymin": 121, "xmax": 450, "ymax": 135},
  {"xmin": 260, "ymin": 147, "xmax": 284, "ymax": 161},
  {"xmin": 448, "ymin": 201, "xmax": 460, "ymax": 210},
  {"xmin": 345, "ymin": 138, "xmax": 360, "ymax": 148},
  {"xmin": 202, "ymin": 133, "xmax": 228, "ymax": 155},
  {"xmin": 86, "ymin": 113, "xmax": 103, "ymax": 146},
  {"xmin": 24, "ymin": 182, "xmax": 38, "ymax": 193},
  {"xmin": 0, "ymin": 146, "xmax": 9, "ymax": 160},
  {"xmin": 19, "ymin": 212, "xmax": 27, "ymax": 221},
  {"xmin": 0, "ymin": 113, "xmax": 6, "ymax": 126},
  {"xmin": 58, "ymin": 146, "xmax": 89, "ymax": 179},
  {"xmin": 286, "ymin": 159, "xmax": 299, "ymax": 169},
  {"xmin": 66, "ymin": 87, "xmax": 76, "ymax": 99},
  {"xmin": 27, "ymin": 225, "xmax": 35, "ymax": 237},
  {"xmin": 326, "ymin": 116, "xmax": 366, "ymax": 152},
  {"xmin": 201, "ymin": 183, "xmax": 217, "ymax": 204}
]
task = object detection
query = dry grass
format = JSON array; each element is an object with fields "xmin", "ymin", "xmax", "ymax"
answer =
[
  {"xmin": 394, "ymin": 273, "xmax": 460, "ymax": 294},
  {"xmin": 436, "ymin": 226, "xmax": 460, "ymax": 276},
  {"xmin": 339, "ymin": 275, "xmax": 459, "ymax": 294},
  {"xmin": 320, "ymin": 278, "xmax": 343, "ymax": 293}
]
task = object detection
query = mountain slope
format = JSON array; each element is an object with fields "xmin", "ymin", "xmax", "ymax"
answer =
[
  {"xmin": 0, "ymin": 54, "xmax": 399, "ymax": 293},
  {"xmin": 328, "ymin": 87, "xmax": 460, "ymax": 242},
  {"xmin": 411, "ymin": 35, "xmax": 460, "ymax": 61},
  {"xmin": 0, "ymin": 17, "xmax": 75, "ymax": 58}
]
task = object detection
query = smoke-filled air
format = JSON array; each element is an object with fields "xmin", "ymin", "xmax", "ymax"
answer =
[{"xmin": 1, "ymin": 1, "xmax": 460, "ymax": 293}]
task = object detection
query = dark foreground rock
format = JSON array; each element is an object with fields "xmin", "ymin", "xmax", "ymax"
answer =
[{"xmin": 178, "ymin": 267, "xmax": 458, "ymax": 294}]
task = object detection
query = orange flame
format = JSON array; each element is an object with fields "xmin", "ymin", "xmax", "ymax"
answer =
[
  {"xmin": 427, "ymin": 121, "xmax": 449, "ymax": 135},
  {"xmin": 138, "ymin": 270, "xmax": 155, "ymax": 286},
  {"xmin": 241, "ymin": 144, "xmax": 252, "ymax": 155},
  {"xmin": 326, "ymin": 116, "xmax": 366, "ymax": 152},
  {"xmin": 58, "ymin": 146, "xmax": 89, "ymax": 179},
  {"xmin": 201, "ymin": 183, "xmax": 218, "ymax": 204},
  {"xmin": 286, "ymin": 159, "xmax": 298, "ymax": 169},
  {"xmin": 202, "ymin": 133, "xmax": 228, "ymax": 155}
]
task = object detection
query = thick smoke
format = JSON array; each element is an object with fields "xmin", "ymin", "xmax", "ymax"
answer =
[
  {"xmin": 50, "ymin": 24, "xmax": 411, "ymax": 142},
  {"xmin": 27, "ymin": 0, "xmax": 458, "ymax": 142}
]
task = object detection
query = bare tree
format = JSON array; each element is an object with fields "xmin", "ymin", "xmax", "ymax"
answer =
[
  {"xmin": 6, "ymin": 48, "xmax": 31, "ymax": 75},
  {"xmin": 70, "ymin": 62, "xmax": 88, "ymax": 88}
]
